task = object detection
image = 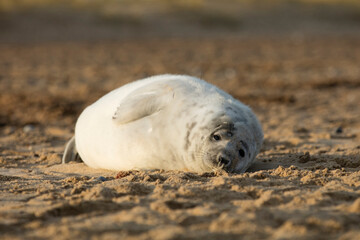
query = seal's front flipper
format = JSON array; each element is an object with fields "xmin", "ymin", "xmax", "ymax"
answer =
[
  {"xmin": 62, "ymin": 136, "xmax": 81, "ymax": 164},
  {"xmin": 112, "ymin": 82, "xmax": 175, "ymax": 124}
]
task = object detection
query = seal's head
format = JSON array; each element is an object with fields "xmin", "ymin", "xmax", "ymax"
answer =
[{"xmin": 196, "ymin": 109, "xmax": 263, "ymax": 173}]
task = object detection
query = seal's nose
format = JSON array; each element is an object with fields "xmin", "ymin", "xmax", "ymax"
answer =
[{"xmin": 217, "ymin": 154, "xmax": 231, "ymax": 169}]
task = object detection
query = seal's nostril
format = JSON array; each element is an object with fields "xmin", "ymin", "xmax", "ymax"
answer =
[
  {"xmin": 239, "ymin": 149, "xmax": 245, "ymax": 158},
  {"xmin": 219, "ymin": 156, "xmax": 230, "ymax": 167}
]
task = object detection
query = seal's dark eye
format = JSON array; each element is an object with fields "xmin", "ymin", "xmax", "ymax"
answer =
[
  {"xmin": 239, "ymin": 149, "xmax": 245, "ymax": 158},
  {"xmin": 212, "ymin": 134, "xmax": 221, "ymax": 141}
]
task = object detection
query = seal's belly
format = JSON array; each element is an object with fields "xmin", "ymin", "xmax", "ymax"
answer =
[{"xmin": 75, "ymin": 106, "xmax": 186, "ymax": 170}]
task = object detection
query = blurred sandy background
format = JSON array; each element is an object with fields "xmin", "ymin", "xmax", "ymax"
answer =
[
  {"xmin": 1, "ymin": 0, "xmax": 360, "ymax": 42},
  {"xmin": 0, "ymin": 0, "xmax": 360, "ymax": 239}
]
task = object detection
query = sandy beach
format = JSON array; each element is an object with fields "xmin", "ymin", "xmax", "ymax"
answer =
[{"xmin": 1, "ymin": 1, "xmax": 360, "ymax": 239}]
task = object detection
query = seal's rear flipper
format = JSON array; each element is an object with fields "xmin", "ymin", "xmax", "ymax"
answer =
[{"xmin": 62, "ymin": 136, "xmax": 81, "ymax": 164}]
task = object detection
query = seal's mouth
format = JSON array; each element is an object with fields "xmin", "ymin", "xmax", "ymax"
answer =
[
  {"xmin": 218, "ymin": 156, "xmax": 231, "ymax": 169},
  {"xmin": 207, "ymin": 157, "xmax": 235, "ymax": 173},
  {"xmin": 217, "ymin": 154, "xmax": 234, "ymax": 172}
]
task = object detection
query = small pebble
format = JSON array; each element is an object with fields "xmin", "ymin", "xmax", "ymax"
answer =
[
  {"xmin": 97, "ymin": 176, "xmax": 107, "ymax": 182},
  {"xmin": 335, "ymin": 126, "xmax": 343, "ymax": 134},
  {"xmin": 23, "ymin": 125, "xmax": 35, "ymax": 133}
]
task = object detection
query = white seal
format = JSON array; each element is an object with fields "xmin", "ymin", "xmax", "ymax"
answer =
[{"xmin": 63, "ymin": 74, "xmax": 263, "ymax": 173}]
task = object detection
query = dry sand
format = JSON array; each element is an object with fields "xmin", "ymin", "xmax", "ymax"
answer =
[
  {"xmin": 1, "ymin": 3, "xmax": 360, "ymax": 237},
  {"xmin": 1, "ymin": 37, "xmax": 359, "ymax": 239}
]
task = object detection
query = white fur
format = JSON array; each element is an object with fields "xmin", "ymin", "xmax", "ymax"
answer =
[{"xmin": 75, "ymin": 74, "xmax": 263, "ymax": 172}]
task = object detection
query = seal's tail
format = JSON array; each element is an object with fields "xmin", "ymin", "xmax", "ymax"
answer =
[{"xmin": 62, "ymin": 136, "xmax": 81, "ymax": 164}]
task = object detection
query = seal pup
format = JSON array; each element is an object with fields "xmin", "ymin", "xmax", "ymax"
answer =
[{"xmin": 63, "ymin": 74, "xmax": 263, "ymax": 173}]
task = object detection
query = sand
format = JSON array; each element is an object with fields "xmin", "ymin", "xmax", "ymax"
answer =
[
  {"xmin": 1, "ymin": 37, "xmax": 359, "ymax": 239},
  {"xmin": 1, "ymin": 2, "xmax": 360, "ymax": 236}
]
